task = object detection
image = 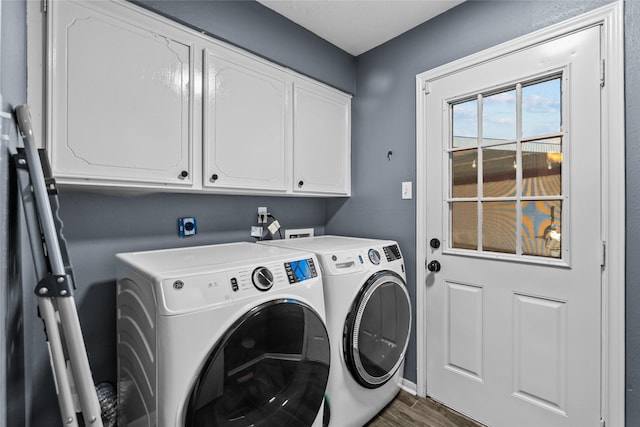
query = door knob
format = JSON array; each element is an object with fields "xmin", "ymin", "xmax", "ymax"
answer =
[
  {"xmin": 427, "ymin": 260, "xmax": 441, "ymax": 272},
  {"xmin": 430, "ymin": 238, "xmax": 441, "ymax": 249}
]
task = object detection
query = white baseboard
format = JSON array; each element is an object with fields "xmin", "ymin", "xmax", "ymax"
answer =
[{"xmin": 399, "ymin": 378, "xmax": 417, "ymax": 395}]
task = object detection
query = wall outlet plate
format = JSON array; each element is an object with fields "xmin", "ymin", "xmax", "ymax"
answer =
[
  {"xmin": 178, "ymin": 217, "xmax": 197, "ymax": 237},
  {"xmin": 402, "ymin": 181, "xmax": 413, "ymax": 200},
  {"xmin": 257, "ymin": 206, "xmax": 268, "ymax": 223}
]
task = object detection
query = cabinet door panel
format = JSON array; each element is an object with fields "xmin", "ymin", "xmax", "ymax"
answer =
[
  {"xmin": 293, "ymin": 84, "xmax": 350, "ymax": 195},
  {"xmin": 204, "ymin": 49, "xmax": 288, "ymax": 191},
  {"xmin": 51, "ymin": 1, "xmax": 193, "ymax": 186}
]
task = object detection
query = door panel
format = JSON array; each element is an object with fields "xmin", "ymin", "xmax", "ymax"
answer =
[
  {"xmin": 445, "ymin": 282, "xmax": 484, "ymax": 381},
  {"xmin": 425, "ymin": 26, "xmax": 601, "ymax": 427}
]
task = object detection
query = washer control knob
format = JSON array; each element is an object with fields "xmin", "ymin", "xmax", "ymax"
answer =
[{"xmin": 252, "ymin": 267, "xmax": 274, "ymax": 291}]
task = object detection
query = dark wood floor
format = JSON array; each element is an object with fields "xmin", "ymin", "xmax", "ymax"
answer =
[{"xmin": 365, "ymin": 390, "xmax": 485, "ymax": 427}]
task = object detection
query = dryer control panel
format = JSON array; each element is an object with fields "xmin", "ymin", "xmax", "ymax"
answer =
[{"xmin": 322, "ymin": 244, "xmax": 404, "ymax": 276}]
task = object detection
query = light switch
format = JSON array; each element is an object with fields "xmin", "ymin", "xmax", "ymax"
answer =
[{"xmin": 402, "ymin": 181, "xmax": 412, "ymax": 200}]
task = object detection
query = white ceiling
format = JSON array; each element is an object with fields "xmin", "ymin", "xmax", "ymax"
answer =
[{"xmin": 257, "ymin": 0, "xmax": 465, "ymax": 56}]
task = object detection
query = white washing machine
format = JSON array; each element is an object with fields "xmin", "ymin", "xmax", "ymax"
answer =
[
  {"xmin": 260, "ymin": 236, "xmax": 412, "ymax": 427},
  {"xmin": 116, "ymin": 242, "xmax": 330, "ymax": 427}
]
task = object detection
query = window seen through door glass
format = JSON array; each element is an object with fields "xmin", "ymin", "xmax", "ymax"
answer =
[
  {"xmin": 522, "ymin": 200, "xmax": 562, "ymax": 258},
  {"xmin": 452, "ymin": 149, "xmax": 477, "ymax": 198},
  {"xmin": 451, "ymin": 202, "xmax": 478, "ymax": 250},
  {"xmin": 522, "ymin": 138, "xmax": 562, "ymax": 197},
  {"xmin": 522, "ymin": 78, "xmax": 561, "ymax": 138},
  {"xmin": 483, "ymin": 143, "xmax": 517, "ymax": 197},
  {"xmin": 482, "ymin": 201, "xmax": 517, "ymax": 254},
  {"xmin": 448, "ymin": 74, "xmax": 564, "ymax": 260},
  {"xmin": 452, "ymin": 99, "xmax": 478, "ymax": 146},
  {"xmin": 482, "ymin": 89, "xmax": 516, "ymax": 141}
]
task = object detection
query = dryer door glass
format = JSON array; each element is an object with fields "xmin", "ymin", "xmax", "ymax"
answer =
[
  {"xmin": 185, "ymin": 299, "xmax": 330, "ymax": 427},
  {"xmin": 344, "ymin": 271, "xmax": 412, "ymax": 388}
]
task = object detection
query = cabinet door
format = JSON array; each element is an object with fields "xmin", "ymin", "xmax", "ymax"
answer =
[
  {"xmin": 203, "ymin": 48, "xmax": 289, "ymax": 192},
  {"xmin": 293, "ymin": 82, "xmax": 351, "ymax": 195},
  {"xmin": 50, "ymin": 1, "xmax": 193, "ymax": 187}
]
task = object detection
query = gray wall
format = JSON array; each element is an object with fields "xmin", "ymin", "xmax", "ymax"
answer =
[
  {"xmin": 326, "ymin": 0, "xmax": 640, "ymax": 424},
  {"xmin": 2, "ymin": 0, "xmax": 27, "ymax": 426}
]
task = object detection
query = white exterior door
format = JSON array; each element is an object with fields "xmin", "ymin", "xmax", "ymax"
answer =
[{"xmin": 424, "ymin": 26, "xmax": 602, "ymax": 426}]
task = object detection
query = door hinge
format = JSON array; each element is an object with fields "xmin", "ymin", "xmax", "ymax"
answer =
[
  {"xmin": 42, "ymin": 0, "xmax": 47, "ymax": 13},
  {"xmin": 423, "ymin": 81, "xmax": 430, "ymax": 95},
  {"xmin": 600, "ymin": 417, "xmax": 606, "ymax": 427},
  {"xmin": 600, "ymin": 59, "xmax": 605, "ymax": 88},
  {"xmin": 601, "ymin": 241, "xmax": 607, "ymax": 267}
]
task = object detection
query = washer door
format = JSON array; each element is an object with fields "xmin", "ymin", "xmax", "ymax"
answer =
[
  {"xmin": 343, "ymin": 271, "xmax": 412, "ymax": 388},
  {"xmin": 185, "ymin": 299, "xmax": 330, "ymax": 427}
]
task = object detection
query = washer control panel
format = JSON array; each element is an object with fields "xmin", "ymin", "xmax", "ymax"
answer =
[{"xmin": 160, "ymin": 255, "xmax": 321, "ymax": 313}]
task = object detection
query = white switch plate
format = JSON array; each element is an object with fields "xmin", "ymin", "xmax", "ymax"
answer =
[{"xmin": 402, "ymin": 181, "xmax": 412, "ymax": 199}]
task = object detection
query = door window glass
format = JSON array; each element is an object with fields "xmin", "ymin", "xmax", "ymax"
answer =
[
  {"xmin": 452, "ymin": 99, "xmax": 478, "ymax": 144},
  {"xmin": 451, "ymin": 202, "xmax": 478, "ymax": 250},
  {"xmin": 522, "ymin": 138, "xmax": 562, "ymax": 197},
  {"xmin": 483, "ymin": 143, "xmax": 517, "ymax": 197},
  {"xmin": 452, "ymin": 149, "xmax": 478, "ymax": 198},
  {"xmin": 448, "ymin": 76, "xmax": 564, "ymax": 260},
  {"xmin": 482, "ymin": 89, "xmax": 517, "ymax": 141},
  {"xmin": 522, "ymin": 78, "xmax": 562, "ymax": 138}
]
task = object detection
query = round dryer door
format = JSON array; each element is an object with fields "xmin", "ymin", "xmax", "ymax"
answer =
[
  {"xmin": 343, "ymin": 271, "xmax": 411, "ymax": 388},
  {"xmin": 185, "ymin": 299, "xmax": 330, "ymax": 427}
]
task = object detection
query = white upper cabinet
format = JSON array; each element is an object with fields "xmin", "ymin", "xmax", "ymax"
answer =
[
  {"xmin": 203, "ymin": 48, "xmax": 289, "ymax": 192},
  {"xmin": 293, "ymin": 81, "xmax": 351, "ymax": 195},
  {"xmin": 50, "ymin": 1, "xmax": 193, "ymax": 188},
  {"xmin": 46, "ymin": 0, "xmax": 350, "ymax": 196}
]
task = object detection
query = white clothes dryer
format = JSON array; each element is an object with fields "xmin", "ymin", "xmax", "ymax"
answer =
[
  {"xmin": 116, "ymin": 242, "xmax": 330, "ymax": 427},
  {"xmin": 260, "ymin": 236, "xmax": 412, "ymax": 427}
]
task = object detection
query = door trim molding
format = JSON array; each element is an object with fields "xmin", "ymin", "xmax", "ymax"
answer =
[{"xmin": 415, "ymin": 2, "xmax": 625, "ymax": 426}]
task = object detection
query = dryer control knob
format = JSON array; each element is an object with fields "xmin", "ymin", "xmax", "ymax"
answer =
[
  {"xmin": 252, "ymin": 267, "xmax": 274, "ymax": 291},
  {"xmin": 368, "ymin": 249, "xmax": 381, "ymax": 265}
]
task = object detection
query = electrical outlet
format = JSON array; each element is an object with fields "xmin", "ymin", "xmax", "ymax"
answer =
[
  {"xmin": 257, "ymin": 206, "xmax": 268, "ymax": 224},
  {"xmin": 178, "ymin": 217, "xmax": 197, "ymax": 237}
]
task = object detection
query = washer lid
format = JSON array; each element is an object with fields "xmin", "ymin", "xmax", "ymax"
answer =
[
  {"xmin": 185, "ymin": 299, "xmax": 330, "ymax": 427},
  {"xmin": 343, "ymin": 271, "xmax": 412, "ymax": 388}
]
